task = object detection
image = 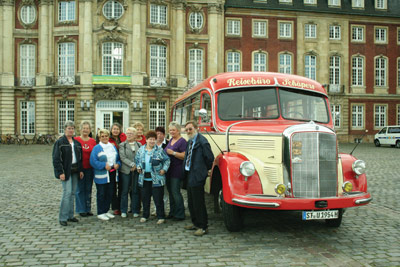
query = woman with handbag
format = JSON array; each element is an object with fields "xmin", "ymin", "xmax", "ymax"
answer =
[
  {"xmin": 119, "ymin": 127, "xmax": 141, "ymax": 218},
  {"xmin": 135, "ymin": 131, "xmax": 170, "ymax": 224}
]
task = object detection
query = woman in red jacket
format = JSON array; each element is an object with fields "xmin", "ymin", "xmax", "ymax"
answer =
[{"xmin": 75, "ymin": 121, "xmax": 97, "ymax": 217}]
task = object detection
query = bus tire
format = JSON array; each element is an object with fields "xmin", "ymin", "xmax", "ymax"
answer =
[
  {"xmin": 220, "ymin": 190, "xmax": 243, "ymax": 232},
  {"xmin": 396, "ymin": 141, "xmax": 400, "ymax": 149},
  {"xmin": 374, "ymin": 139, "xmax": 380, "ymax": 147},
  {"xmin": 325, "ymin": 209, "xmax": 343, "ymax": 227}
]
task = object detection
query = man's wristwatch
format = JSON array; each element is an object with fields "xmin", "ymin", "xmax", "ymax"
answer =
[{"xmin": 173, "ymin": 151, "xmax": 176, "ymax": 156}]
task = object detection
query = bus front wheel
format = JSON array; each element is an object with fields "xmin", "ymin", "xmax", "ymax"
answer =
[{"xmin": 219, "ymin": 190, "xmax": 243, "ymax": 232}]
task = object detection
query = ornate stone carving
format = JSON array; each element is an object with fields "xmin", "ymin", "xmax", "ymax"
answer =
[
  {"xmin": 150, "ymin": 0, "xmax": 167, "ymax": 5},
  {"xmin": 150, "ymin": 38, "xmax": 167, "ymax": 46},
  {"xmin": 94, "ymin": 87, "xmax": 130, "ymax": 101},
  {"xmin": 60, "ymin": 88, "xmax": 70, "ymax": 99},
  {"xmin": 57, "ymin": 35, "xmax": 76, "ymax": 43},
  {"xmin": 2, "ymin": 0, "xmax": 15, "ymax": 6},
  {"xmin": 20, "ymin": 38, "xmax": 34, "ymax": 45},
  {"xmin": 172, "ymin": 0, "xmax": 186, "ymax": 9},
  {"xmin": 21, "ymin": 0, "xmax": 35, "ymax": 5},
  {"xmin": 189, "ymin": 4, "xmax": 202, "ymax": 12},
  {"xmin": 22, "ymin": 89, "xmax": 33, "ymax": 100},
  {"xmin": 207, "ymin": 3, "xmax": 223, "ymax": 13},
  {"xmin": 101, "ymin": 20, "xmax": 122, "ymax": 33},
  {"xmin": 155, "ymin": 88, "xmax": 164, "ymax": 101}
]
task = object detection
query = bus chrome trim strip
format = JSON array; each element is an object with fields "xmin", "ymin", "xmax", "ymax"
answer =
[
  {"xmin": 232, "ymin": 198, "xmax": 280, "ymax": 208},
  {"xmin": 355, "ymin": 197, "xmax": 373, "ymax": 205}
]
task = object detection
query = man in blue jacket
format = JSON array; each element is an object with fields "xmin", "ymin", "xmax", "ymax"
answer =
[{"xmin": 183, "ymin": 120, "xmax": 214, "ymax": 236}]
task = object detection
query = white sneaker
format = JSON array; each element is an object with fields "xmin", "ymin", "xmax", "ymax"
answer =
[
  {"xmin": 156, "ymin": 219, "xmax": 165, "ymax": 225},
  {"xmin": 140, "ymin": 217, "xmax": 147, "ymax": 223},
  {"xmin": 133, "ymin": 213, "xmax": 139, "ymax": 218},
  {"xmin": 121, "ymin": 213, "xmax": 127, "ymax": 218},
  {"xmin": 106, "ymin": 212, "xmax": 115, "ymax": 219},
  {"xmin": 97, "ymin": 214, "xmax": 109, "ymax": 221}
]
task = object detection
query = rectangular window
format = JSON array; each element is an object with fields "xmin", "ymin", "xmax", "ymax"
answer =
[
  {"xmin": 279, "ymin": 53, "xmax": 292, "ymax": 74},
  {"xmin": 352, "ymin": 56, "xmax": 364, "ymax": 86},
  {"xmin": 58, "ymin": 100, "xmax": 74, "ymax": 134},
  {"xmin": 102, "ymin": 42, "xmax": 123, "ymax": 76},
  {"xmin": 375, "ymin": 0, "xmax": 386, "ymax": 9},
  {"xmin": 375, "ymin": 27, "xmax": 387, "ymax": 43},
  {"xmin": 304, "ymin": 0, "xmax": 316, "ymax": 4},
  {"xmin": 279, "ymin": 0, "xmax": 292, "ymax": 3},
  {"xmin": 398, "ymin": 105, "xmax": 400, "ymax": 125},
  {"xmin": 227, "ymin": 52, "xmax": 240, "ymax": 72},
  {"xmin": 352, "ymin": 105, "xmax": 364, "ymax": 128},
  {"xmin": 329, "ymin": 56, "xmax": 340, "ymax": 92},
  {"xmin": 59, "ymin": 1, "xmax": 75, "ymax": 22},
  {"xmin": 374, "ymin": 105, "xmax": 386, "ymax": 128},
  {"xmin": 398, "ymin": 28, "xmax": 400, "ymax": 44},
  {"xmin": 227, "ymin": 19, "xmax": 241, "ymax": 36},
  {"xmin": 305, "ymin": 24, "xmax": 316, "ymax": 38},
  {"xmin": 375, "ymin": 57, "xmax": 387, "ymax": 87},
  {"xmin": 352, "ymin": 26, "xmax": 364, "ymax": 42},
  {"xmin": 20, "ymin": 44, "xmax": 35, "ymax": 86},
  {"xmin": 149, "ymin": 101, "xmax": 166, "ymax": 130},
  {"xmin": 253, "ymin": 20, "xmax": 267, "ymax": 38},
  {"xmin": 398, "ymin": 59, "xmax": 400, "ymax": 87},
  {"xmin": 150, "ymin": 4, "xmax": 167, "ymax": 25},
  {"xmin": 58, "ymin": 42, "xmax": 75, "ymax": 85},
  {"xmin": 20, "ymin": 101, "xmax": 35, "ymax": 134},
  {"xmin": 253, "ymin": 52, "xmax": 267, "ymax": 72},
  {"xmin": 352, "ymin": 0, "xmax": 364, "ymax": 8},
  {"xmin": 279, "ymin": 22, "xmax": 292, "ymax": 38},
  {"xmin": 305, "ymin": 55, "xmax": 316, "ymax": 80},
  {"xmin": 150, "ymin": 45, "xmax": 167, "ymax": 78},
  {"xmin": 328, "ymin": 0, "xmax": 340, "ymax": 6},
  {"xmin": 188, "ymin": 49, "xmax": 203, "ymax": 85},
  {"xmin": 331, "ymin": 104, "xmax": 341, "ymax": 128},
  {"xmin": 329, "ymin": 25, "xmax": 341, "ymax": 40}
]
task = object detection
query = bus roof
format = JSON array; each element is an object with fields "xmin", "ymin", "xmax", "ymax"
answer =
[{"xmin": 174, "ymin": 72, "xmax": 327, "ymax": 105}]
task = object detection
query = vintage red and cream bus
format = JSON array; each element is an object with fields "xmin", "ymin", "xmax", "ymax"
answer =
[{"xmin": 171, "ymin": 72, "xmax": 372, "ymax": 231}]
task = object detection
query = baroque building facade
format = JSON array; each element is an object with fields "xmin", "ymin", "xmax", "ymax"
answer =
[
  {"xmin": 224, "ymin": 0, "xmax": 400, "ymax": 142},
  {"xmin": 1, "ymin": 0, "xmax": 400, "ymax": 142},
  {"xmin": 0, "ymin": 0, "xmax": 224, "ymax": 135}
]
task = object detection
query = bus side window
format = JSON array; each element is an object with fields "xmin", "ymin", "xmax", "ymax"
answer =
[{"xmin": 200, "ymin": 93, "xmax": 212, "ymax": 123}]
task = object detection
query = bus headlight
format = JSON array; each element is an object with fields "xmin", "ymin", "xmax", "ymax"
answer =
[
  {"xmin": 352, "ymin": 160, "xmax": 366, "ymax": 176},
  {"xmin": 342, "ymin": 181, "xmax": 353, "ymax": 193},
  {"xmin": 275, "ymin": 184, "xmax": 286, "ymax": 195},
  {"xmin": 240, "ymin": 161, "xmax": 255, "ymax": 177}
]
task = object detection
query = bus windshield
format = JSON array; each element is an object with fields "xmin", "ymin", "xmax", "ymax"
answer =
[{"xmin": 217, "ymin": 87, "xmax": 329, "ymax": 123}]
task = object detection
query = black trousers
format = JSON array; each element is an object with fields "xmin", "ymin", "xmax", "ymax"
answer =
[
  {"xmin": 187, "ymin": 185, "xmax": 208, "ymax": 230},
  {"xmin": 140, "ymin": 180, "xmax": 165, "ymax": 219},
  {"xmin": 111, "ymin": 170, "xmax": 121, "ymax": 211}
]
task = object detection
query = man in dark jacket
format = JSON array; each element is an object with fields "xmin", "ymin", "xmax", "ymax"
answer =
[
  {"xmin": 183, "ymin": 120, "xmax": 214, "ymax": 236},
  {"xmin": 52, "ymin": 120, "xmax": 83, "ymax": 226}
]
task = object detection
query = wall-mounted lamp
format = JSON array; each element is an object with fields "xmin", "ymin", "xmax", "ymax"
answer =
[
  {"xmin": 80, "ymin": 100, "xmax": 91, "ymax": 111},
  {"xmin": 131, "ymin": 100, "xmax": 143, "ymax": 111}
]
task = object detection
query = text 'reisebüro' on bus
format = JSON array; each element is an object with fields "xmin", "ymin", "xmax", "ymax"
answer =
[{"xmin": 171, "ymin": 72, "xmax": 372, "ymax": 232}]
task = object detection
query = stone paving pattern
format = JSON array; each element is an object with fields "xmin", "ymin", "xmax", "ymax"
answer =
[{"xmin": 0, "ymin": 143, "xmax": 399, "ymax": 266}]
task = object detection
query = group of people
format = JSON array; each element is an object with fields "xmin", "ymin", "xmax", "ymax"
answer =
[{"xmin": 52, "ymin": 119, "xmax": 214, "ymax": 236}]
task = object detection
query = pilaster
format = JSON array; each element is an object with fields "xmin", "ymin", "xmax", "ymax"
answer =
[
  {"xmin": 131, "ymin": 0, "xmax": 144, "ymax": 85},
  {"xmin": 207, "ymin": 3, "xmax": 220, "ymax": 77},
  {"xmin": 37, "ymin": 2, "xmax": 49, "ymax": 86},
  {"xmin": 172, "ymin": 1, "xmax": 186, "ymax": 87},
  {"xmin": 1, "ymin": 2, "xmax": 14, "ymax": 86},
  {"xmin": 35, "ymin": 87, "xmax": 54, "ymax": 134},
  {"xmin": 80, "ymin": 0, "xmax": 94, "ymax": 85}
]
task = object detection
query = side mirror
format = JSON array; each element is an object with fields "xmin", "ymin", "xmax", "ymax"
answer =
[{"xmin": 198, "ymin": 108, "xmax": 209, "ymax": 122}]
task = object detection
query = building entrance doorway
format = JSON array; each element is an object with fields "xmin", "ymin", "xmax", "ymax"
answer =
[{"xmin": 96, "ymin": 100, "xmax": 129, "ymax": 132}]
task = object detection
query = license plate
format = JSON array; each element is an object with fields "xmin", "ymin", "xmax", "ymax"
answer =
[{"xmin": 302, "ymin": 210, "xmax": 339, "ymax": 220}]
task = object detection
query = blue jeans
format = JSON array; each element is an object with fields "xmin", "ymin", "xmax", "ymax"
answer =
[
  {"xmin": 166, "ymin": 177, "xmax": 185, "ymax": 219},
  {"xmin": 59, "ymin": 173, "xmax": 78, "ymax": 221},
  {"xmin": 75, "ymin": 168, "xmax": 94, "ymax": 213},
  {"xmin": 95, "ymin": 171, "xmax": 115, "ymax": 215},
  {"xmin": 120, "ymin": 172, "xmax": 133, "ymax": 213}
]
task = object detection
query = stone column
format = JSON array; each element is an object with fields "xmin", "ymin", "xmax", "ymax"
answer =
[
  {"xmin": 47, "ymin": 0, "xmax": 54, "ymax": 75},
  {"xmin": 80, "ymin": 0, "xmax": 93, "ymax": 85},
  {"xmin": 131, "ymin": 0, "xmax": 143, "ymax": 85},
  {"xmin": 173, "ymin": 2, "xmax": 186, "ymax": 87},
  {"xmin": 207, "ymin": 3, "xmax": 219, "ymax": 77},
  {"xmin": 0, "ymin": 4, "xmax": 4, "ymax": 79},
  {"xmin": 1, "ymin": 0, "xmax": 14, "ymax": 86},
  {"xmin": 37, "ymin": 1, "xmax": 49, "ymax": 86}
]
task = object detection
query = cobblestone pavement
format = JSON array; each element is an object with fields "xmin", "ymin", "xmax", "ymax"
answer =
[{"xmin": 0, "ymin": 143, "xmax": 399, "ymax": 267}]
